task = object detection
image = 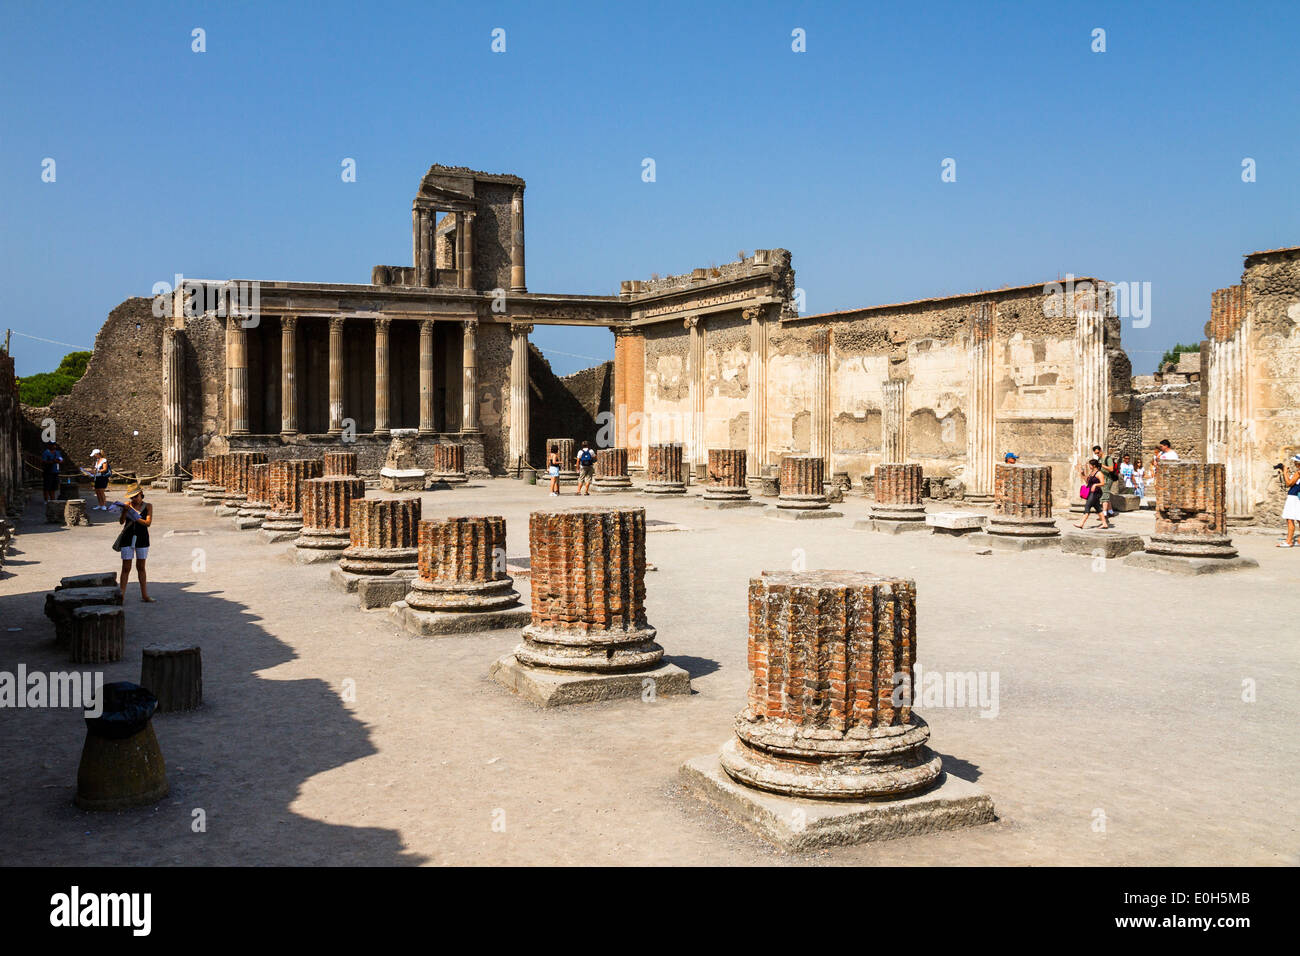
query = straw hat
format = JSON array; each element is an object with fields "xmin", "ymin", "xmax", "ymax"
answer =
[{"xmin": 124, "ymin": 482, "xmax": 144, "ymax": 499}]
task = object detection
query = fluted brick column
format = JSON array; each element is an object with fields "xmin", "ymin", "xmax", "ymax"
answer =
[
  {"xmin": 510, "ymin": 186, "xmax": 526, "ymax": 292},
  {"xmin": 235, "ymin": 462, "xmax": 273, "ymax": 528},
  {"xmin": 261, "ymin": 459, "xmax": 324, "ymax": 538},
  {"xmin": 987, "ymin": 463, "xmax": 1059, "ymax": 541},
  {"xmin": 220, "ymin": 452, "xmax": 267, "ymax": 507},
  {"xmin": 1071, "ymin": 307, "xmax": 1107, "ymax": 501},
  {"xmin": 508, "ymin": 323, "xmax": 532, "ymax": 469},
  {"xmin": 704, "ymin": 449, "xmax": 749, "ymax": 501},
  {"xmin": 295, "ymin": 476, "xmax": 365, "ymax": 562},
  {"xmin": 548, "ymin": 438, "xmax": 577, "ymax": 482},
  {"xmin": 419, "ymin": 320, "xmax": 435, "ymax": 435},
  {"xmin": 186, "ymin": 458, "xmax": 210, "ymax": 496},
  {"xmin": 201, "ymin": 454, "xmax": 229, "ymax": 502},
  {"xmin": 718, "ymin": 570, "xmax": 942, "ymax": 799},
  {"xmin": 324, "ymin": 451, "xmax": 358, "ymax": 476},
  {"xmin": 1208, "ymin": 287, "xmax": 1253, "ymax": 519},
  {"xmin": 431, "ymin": 443, "xmax": 467, "ymax": 483},
  {"xmin": 340, "ymin": 497, "xmax": 421, "ymax": 575},
  {"xmin": 406, "ymin": 516, "xmax": 519, "ymax": 611},
  {"xmin": 644, "ymin": 442, "xmax": 686, "ymax": 494},
  {"xmin": 777, "ymin": 456, "xmax": 828, "ymax": 510},
  {"xmin": 373, "ymin": 316, "xmax": 391, "ymax": 437},
  {"xmin": 870, "ymin": 463, "xmax": 925, "ymax": 522},
  {"xmin": 882, "ymin": 379, "xmax": 907, "ymax": 466},
  {"xmin": 594, "ymin": 447, "xmax": 632, "ymax": 490},
  {"xmin": 1148, "ymin": 462, "xmax": 1238, "ymax": 558},
  {"xmin": 280, "ymin": 316, "xmax": 299, "ymax": 436},
  {"xmin": 513, "ymin": 507, "xmax": 662, "ymax": 670},
  {"xmin": 227, "ymin": 316, "xmax": 250, "ymax": 436}
]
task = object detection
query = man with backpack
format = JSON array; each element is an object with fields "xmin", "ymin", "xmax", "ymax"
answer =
[{"xmin": 575, "ymin": 441, "xmax": 597, "ymax": 496}]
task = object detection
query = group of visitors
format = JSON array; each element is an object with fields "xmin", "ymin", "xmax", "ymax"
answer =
[
  {"xmin": 1076, "ymin": 439, "xmax": 1180, "ymax": 530},
  {"xmin": 547, "ymin": 440, "xmax": 597, "ymax": 497}
]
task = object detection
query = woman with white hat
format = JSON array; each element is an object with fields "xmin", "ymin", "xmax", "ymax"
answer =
[
  {"xmin": 89, "ymin": 448, "xmax": 110, "ymax": 510},
  {"xmin": 1280, "ymin": 454, "xmax": 1300, "ymax": 548},
  {"xmin": 115, "ymin": 483, "xmax": 155, "ymax": 601}
]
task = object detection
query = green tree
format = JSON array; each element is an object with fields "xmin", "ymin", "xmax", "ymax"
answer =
[
  {"xmin": 18, "ymin": 350, "xmax": 92, "ymax": 406},
  {"xmin": 1159, "ymin": 342, "xmax": 1199, "ymax": 370}
]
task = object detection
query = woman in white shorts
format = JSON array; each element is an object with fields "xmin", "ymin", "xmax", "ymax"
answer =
[
  {"xmin": 116, "ymin": 483, "xmax": 156, "ymax": 602},
  {"xmin": 1280, "ymin": 454, "xmax": 1300, "ymax": 548}
]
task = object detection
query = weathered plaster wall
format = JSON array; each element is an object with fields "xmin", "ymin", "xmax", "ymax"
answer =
[{"xmin": 1243, "ymin": 250, "xmax": 1300, "ymax": 520}]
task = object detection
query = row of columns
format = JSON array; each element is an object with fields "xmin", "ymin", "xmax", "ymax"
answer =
[
  {"xmin": 409, "ymin": 187, "xmax": 526, "ymax": 293},
  {"xmin": 1207, "ymin": 286, "xmax": 1253, "ymax": 519},
  {"xmin": 226, "ymin": 315, "xmax": 484, "ymax": 438}
]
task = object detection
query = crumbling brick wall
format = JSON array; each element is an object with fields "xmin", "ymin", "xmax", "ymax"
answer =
[{"xmin": 528, "ymin": 346, "xmax": 611, "ymax": 467}]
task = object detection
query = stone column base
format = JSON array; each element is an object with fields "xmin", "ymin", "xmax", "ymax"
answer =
[
  {"xmin": 594, "ymin": 477, "xmax": 633, "ymax": 490},
  {"xmin": 641, "ymin": 482, "xmax": 686, "ymax": 495},
  {"xmin": 971, "ymin": 531, "xmax": 1061, "ymax": 551},
  {"xmin": 770, "ymin": 507, "xmax": 843, "ymax": 521},
  {"xmin": 701, "ymin": 499, "xmax": 767, "ymax": 510},
  {"xmin": 293, "ymin": 529, "xmax": 350, "ymax": 563},
  {"xmin": 356, "ymin": 573, "xmax": 418, "ymax": 609},
  {"xmin": 233, "ymin": 514, "xmax": 266, "ymax": 530},
  {"xmin": 853, "ymin": 517, "xmax": 929, "ymax": 534},
  {"xmin": 1061, "ymin": 528, "xmax": 1145, "ymax": 558},
  {"xmin": 703, "ymin": 486, "xmax": 750, "ymax": 501},
  {"xmin": 489, "ymin": 654, "xmax": 690, "ymax": 707},
  {"xmin": 259, "ymin": 514, "xmax": 304, "ymax": 543},
  {"xmin": 1123, "ymin": 552, "xmax": 1259, "ymax": 575},
  {"xmin": 338, "ymin": 546, "xmax": 418, "ymax": 576},
  {"xmin": 679, "ymin": 757, "xmax": 994, "ymax": 852},
  {"xmin": 393, "ymin": 601, "xmax": 531, "ymax": 636},
  {"xmin": 429, "ymin": 471, "xmax": 468, "ymax": 485}
]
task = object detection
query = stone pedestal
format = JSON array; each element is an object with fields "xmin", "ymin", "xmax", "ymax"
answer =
[
  {"xmin": 856, "ymin": 463, "xmax": 926, "ymax": 533},
  {"xmin": 294, "ymin": 477, "xmax": 365, "ymax": 563},
  {"xmin": 681, "ymin": 569, "xmax": 993, "ymax": 850},
  {"xmin": 976, "ymin": 464, "xmax": 1060, "ymax": 550},
  {"xmin": 925, "ymin": 512, "xmax": 988, "ymax": 536},
  {"xmin": 140, "ymin": 644, "xmax": 203, "ymax": 712},
  {"xmin": 63, "ymin": 499, "xmax": 89, "ymax": 527},
  {"xmin": 773, "ymin": 456, "xmax": 840, "ymax": 519},
  {"xmin": 45, "ymin": 586, "xmax": 123, "ymax": 648},
  {"xmin": 379, "ymin": 429, "xmax": 426, "ymax": 492},
  {"xmin": 430, "ymin": 443, "xmax": 468, "ymax": 484},
  {"xmin": 69, "ymin": 606, "xmax": 125, "ymax": 663},
  {"xmin": 643, "ymin": 443, "xmax": 686, "ymax": 495},
  {"xmin": 1061, "ymin": 528, "xmax": 1145, "ymax": 559},
  {"xmin": 336, "ymin": 497, "xmax": 421, "ymax": 587},
  {"xmin": 260, "ymin": 459, "xmax": 324, "ymax": 542},
  {"xmin": 594, "ymin": 447, "xmax": 632, "ymax": 491},
  {"xmin": 1124, "ymin": 462, "xmax": 1258, "ymax": 574},
  {"xmin": 703, "ymin": 449, "xmax": 758, "ymax": 507},
  {"xmin": 323, "ymin": 451, "xmax": 358, "ymax": 476},
  {"xmin": 235, "ymin": 462, "xmax": 272, "ymax": 530},
  {"xmin": 75, "ymin": 682, "xmax": 168, "ymax": 811},
  {"xmin": 490, "ymin": 507, "xmax": 690, "ymax": 705},
  {"xmin": 547, "ymin": 437, "xmax": 578, "ymax": 483},
  {"xmin": 44, "ymin": 500, "xmax": 66, "ymax": 524},
  {"xmin": 395, "ymin": 515, "xmax": 529, "ymax": 635}
]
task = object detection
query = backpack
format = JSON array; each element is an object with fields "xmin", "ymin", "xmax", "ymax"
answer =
[{"xmin": 578, "ymin": 448, "xmax": 595, "ymax": 465}]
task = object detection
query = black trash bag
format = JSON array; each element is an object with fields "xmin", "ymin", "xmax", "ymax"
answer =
[{"xmin": 85, "ymin": 682, "xmax": 158, "ymax": 740}]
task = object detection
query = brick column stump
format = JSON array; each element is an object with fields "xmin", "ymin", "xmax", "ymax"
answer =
[
  {"xmin": 332, "ymin": 497, "xmax": 421, "ymax": 607},
  {"xmin": 185, "ymin": 458, "xmax": 210, "ymax": 497},
  {"xmin": 395, "ymin": 515, "xmax": 529, "ymax": 635},
  {"xmin": 200, "ymin": 454, "xmax": 228, "ymax": 504},
  {"xmin": 235, "ymin": 462, "xmax": 273, "ymax": 530},
  {"xmin": 260, "ymin": 459, "xmax": 324, "ymax": 543},
  {"xmin": 140, "ymin": 644, "xmax": 203, "ymax": 712},
  {"xmin": 323, "ymin": 450, "xmax": 358, "ymax": 476},
  {"xmin": 975, "ymin": 464, "xmax": 1061, "ymax": 550},
  {"xmin": 681, "ymin": 570, "xmax": 994, "ymax": 850},
  {"xmin": 703, "ymin": 449, "xmax": 761, "ymax": 508},
  {"xmin": 218, "ymin": 451, "xmax": 266, "ymax": 515},
  {"xmin": 75, "ymin": 682, "xmax": 168, "ymax": 811},
  {"xmin": 69, "ymin": 605, "xmax": 125, "ymax": 663},
  {"xmin": 490, "ymin": 507, "xmax": 691, "ymax": 706},
  {"xmin": 856, "ymin": 463, "xmax": 927, "ymax": 534},
  {"xmin": 547, "ymin": 438, "xmax": 578, "ymax": 483},
  {"xmin": 430, "ymin": 442, "xmax": 468, "ymax": 485},
  {"xmin": 772, "ymin": 456, "xmax": 841, "ymax": 520},
  {"xmin": 294, "ymin": 476, "xmax": 366, "ymax": 563},
  {"xmin": 1124, "ymin": 462, "xmax": 1258, "ymax": 574},
  {"xmin": 642, "ymin": 443, "xmax": 686, "ymax": 495},
  {"xmin": 593, "ymin": 447, "xmax": 632, "ymax": 491}
]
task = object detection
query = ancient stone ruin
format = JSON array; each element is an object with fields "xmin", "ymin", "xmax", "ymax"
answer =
[
  {"xmin": 430, "ymin": 442, "xmax": 467, "ymax": 484},
  {"xmin": 703, "ymin": 449, "xmax": 758, "ymax": 508},
  {"xmin": 217, "ymin": 451, "xmax": 267, "ymax": 515},
  {"xmin": 1125, "ymin": 461, "xmax": 1258, "ymax": 573},
  {"xmin": 644, "ymin": 443, "xmax": 686, "ymax": 495},
  {"xmin": 681, "ymin": 569, "xmax": 994, "ymax": 850},
  {"xmin": 333, "ymin": 497, "xmax": 422, "ymax": 606},
  {"xmin": 379, "ymin": 429, "xmax": 426, "ymax": 491},
  {"xmin": 980, "ymin": 463, "xmax": 1061, "ymax": 550},
  {"xmin": 294, "ymin": 476, "xmax": 366, "ymax": 563},
  {"xmin": 490, "ymin": 506, "xmax": 690, "ymax": 705},
  {"xmin": 260, "ymin": 459, "xmax": 324, "ymax": 543},
  {"xmin": 774, "ymin": 455, "xmax": 839, "ymax": 519},
  {"xmin": 594, "ymin": 447, "xmax": 632, "ymax": 491},
  {"xmin": 858, "ymin": 463, "xmax": 927, "ymax": 533},
  {"xmin": 235, "ymin": 462, "xmax": 273, "ymax": 530}
]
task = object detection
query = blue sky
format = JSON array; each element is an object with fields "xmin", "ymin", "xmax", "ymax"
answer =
[{"xmin": 1, "ymin": 0, "xmax": 1296, "ymax": 377}]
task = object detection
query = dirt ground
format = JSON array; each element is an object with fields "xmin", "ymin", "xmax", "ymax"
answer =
[{"xmin": 1, "ymin": 478, "xmax": 1296, "ymax": 866}]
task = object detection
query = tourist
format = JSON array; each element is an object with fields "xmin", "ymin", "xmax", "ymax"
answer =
[
  {"xmin": 1004, "ymin": 452, "xmax": 1019, "ymax": 464},
  {"xmin": 40, "ymin": 442, "xmax": 64, "ymax": 502},
  {"xmin": 1119, "ymin": 453, "xmax": 1135, "ymax": 490},
  {"xmin": 1131, "ymin": 455, "xmax": 1147, "ymax": 499},
  {"xmin": 1075, "ymin": 459, "xmax": 1110, "ymax": 530},
  {"xmin": 1280, "ymin": 454, "xmax": 1300, "ymax": 548},
  {"xmin": 575, "ymin": 441, "xmax": 596, "ymax": 496},
  {"xmin": 1099, "ymin": 444, "xmax": 1121, "ymax": 518},
  {"xmin": 546, "ymin": 443, "xmax": 562, "ymax": 496},
  {"xmin": 115, "ymin": 483, "xmax": 155, "ymax": 602},
  {"xmin": 1158, "ymin": 439, "xmax": 1180, "ymax": 462},
  {"xmin": 89, "ymin": 448, "xmax": 111, "ymax": 510}
]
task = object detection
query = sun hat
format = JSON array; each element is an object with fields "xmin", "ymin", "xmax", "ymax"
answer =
[
  {"xmin": 1004, "ymin": 452, "xmax": 1019, "ymax": 461},
  {"xmin": 124, "ymin": 482, "xmax": 144, "ymax": 499},
  {"xmin": 91, "ymin": 448, "xmax": 102, "ymax": 457}
]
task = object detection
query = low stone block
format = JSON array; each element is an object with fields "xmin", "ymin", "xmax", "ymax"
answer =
[
  {"xmin": 213, "ymin": 505, "xmax": 241, "ymax": 517},
  {"xmin": 394, "ymin": 602, "xmax": 531, "ymax": 636},
  {"xmin": 700, "ymin": 499, "xmax": 767, "ymax": 510},
  {"xmin": 233, "ymin": 515, "xmax": 264, "ymax": 530},
  {"xmin": 258, "ymin": 528, "xmax": 300, "ymax": 544},
  {"xmin": 58, "ymin": 572, "xmax": 118, "ymax": 590},
  {"xmin": 1110, "ymin": 493, "xmax": 1142, "ymax": 513},
  {"xmin": 1123, "ymin": 552, "xmax": 1259, "ymax": 575},
  {"xmin": 44, "ymin": 500, "xmax": 67, "ymax": 523},
  {"xmin": 1061, "ymin": 528, "xmax": 1145, "ymax": 558},
  {"xmin": 768, "ymin": 508, "xmax": 843, "ymax": 521},
  {"xmin": 925, "ymin": 512, "xmax": 987, "ymax": 532},
  {"xmin": 357, "ymin": 573, "xmax": 417, "ymax": 609},
  {"xmin": 970, "ymin": 531, "xmax": 1061, "ymax": 551},
  {"xmin": 679, "ymin": 757, "xmax": 995, "ymax": 852},
  {"xmin": 489, "ymin": 653, "xmax": 690, "ymax": 707},
  {"xmin": 852, "ymin": 518, "xmax": 929, "ymax": 534}
]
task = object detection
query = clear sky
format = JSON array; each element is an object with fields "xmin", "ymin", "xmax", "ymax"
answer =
[{"xmin": 2, "ymin": 0, "xmax": 1296, "ymax": 377}]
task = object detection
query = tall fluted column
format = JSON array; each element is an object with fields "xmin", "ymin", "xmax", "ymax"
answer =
[
  {"xmin": 745, "ymin": 306, "xmax": 769, "ymax": 479},
  {"xmin": 686, "ymin": 316, "xmax": 705, "ymax": 472},
  {"xmin": 327, "ymin": 316, "xmax": 345, "ymax": 435},
  {"xmin": 810, "ymin": 328, "xmax": 831, "ymax": 474},
  {"xmin": 419, "ymin": 319, "xmax": 435, "ymax": 434},
  {"xmin": 1072, "ymin": 307, "xmax": 1107, "ymax": 489},
  {"xmin": 415, "ymin": 207, "xmax": 431, "ymax": 287},
  {"xmin": 510, "ymin": 187, "xmax": 526, "ymax": 292},
  {"xmin": 462, "ymin": 319, "xmax": 479, "ymax": 433},
  {"xmin": 882, "ymin": 379, "xmax": 906, "ymax": 465},
  {"xmin": 966, "ymin": 302, "xmax": 996, "ymax": 499},
  {"xmin": 162, "ymin": 326, "xmax": 185, "ymax": 475},
  {"xmin": 280, "ymin": 316, "xmax": 298, "ymax": 436},
  {"xmin": 1208, "ymin": 286, "xmax": 1253, "ymax": 519},
  {"xmin": 508, "ymin": 323, "xmax": 532, "ymax": 468},
  {"xmin": 374, "ymin": 317, "xmax": 391, "ymax": 436},
  {"xmin": 226, "ymin": 316, "xmax": 249, "ymax": 436}
]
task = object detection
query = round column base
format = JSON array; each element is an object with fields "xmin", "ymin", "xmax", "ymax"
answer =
[
  {"xmin": 261, "ymin": 512, "xmax": 304, "ymax": 532},
  {"xmin": 430, "ymin": 472, "xmax": 468, "ymax": 484},
  {"xmin": 987, "ymin": 517, "xmax": 1060, "ymax": 537},
  {"xmin": 594, "ymin": 477, "xmax": 633, "ymax": 488},
  {"xmin": 643, "ymin": 482, "xmax": 686, "ymax": 495},
  {"xmin": 870, "ymin": 504, "xmax": 926, "ymax": 521},
  {"xmin": 777, "ymin": 494, "xmax": 830, "ymax": 510},
  {"xmin": 703, "ymin": 486, "xmax": 750, "ymax": 501},
  {"xmin": 75, "ymin": 724, "xmax": 169, "ymax": 811},
  {"xmin": 338, "ymin": 546, "xmax": 419, "ymax": 576},
  {"xmin": 1146, "ymin": 533, "xmax": 1239, "ymax": 559},
  {"xmin": 514, "ymin": 623, "xmax": 665, "ymax": 672},
  {"xmin": 405, "ymin": 576, "xmax": 521, "ymax": 612}
]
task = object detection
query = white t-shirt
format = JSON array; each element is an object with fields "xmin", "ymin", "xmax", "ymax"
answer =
[{"xmin": 1160, "ymin": 450, "xmax": 1179, "ymax": 460}]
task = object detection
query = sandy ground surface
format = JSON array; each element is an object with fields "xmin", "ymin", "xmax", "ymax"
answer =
[{"xmin": 1, "ymin": 478, "xmax": 1297, "ymax": 866}]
